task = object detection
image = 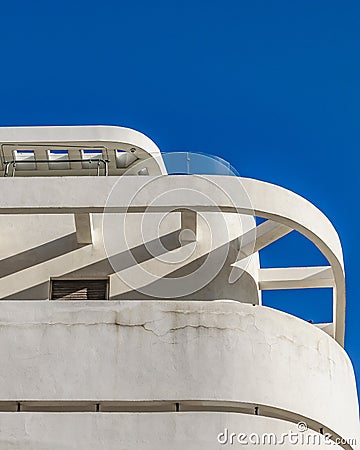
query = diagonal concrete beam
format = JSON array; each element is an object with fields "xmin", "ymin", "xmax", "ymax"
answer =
[{"xmin": 232, "ymin": 219, "xmax": 292, "ymax": 262}]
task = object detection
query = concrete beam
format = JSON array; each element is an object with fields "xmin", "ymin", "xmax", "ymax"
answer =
[
  {"xmin": 179, "ymin": 209, "xmax": 197, "ymax": 243},
  {"xmin": 258, "ymin": 266, "xmax": 334, "ymax": 290},
  {"xmin": 233, "ymin": 220, "xmax": 292, "ymax": 261},
  {"xmin": 74, "ymin": 214, "xmax": 93, "ymax": 244},
  {"xmin": 315, "ymin": 322, "xmax": 335, "ymax": 338}
]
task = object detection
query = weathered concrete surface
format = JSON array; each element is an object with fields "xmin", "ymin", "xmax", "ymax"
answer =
[
  {"xmin": 0, "ymin": 412, "xmax": 348, "ymax": 450},
  {"xmin": 0, "ymin": 301, "xmax": 357, "ymax": 443}
]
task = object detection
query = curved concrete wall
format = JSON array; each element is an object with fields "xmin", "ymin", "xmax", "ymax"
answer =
[
  {"xmin": 0, "ymin": 413, "xmax": 349, "ymax": 450},
  {"xmin": 0, "ymin": 301, "xmax": 357, "ymax": 444}
]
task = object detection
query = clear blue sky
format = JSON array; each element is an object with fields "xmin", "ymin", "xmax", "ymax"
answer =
[{"xmin": 0, "ymin": 1, "xmax": 359, "ymax": 393}]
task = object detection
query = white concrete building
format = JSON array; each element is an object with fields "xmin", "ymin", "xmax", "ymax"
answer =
[{"xmin": 0, "ymin": 125, "xmax": 358, "ymax": 449}]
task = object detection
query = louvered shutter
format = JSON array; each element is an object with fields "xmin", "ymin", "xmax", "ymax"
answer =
[{"xmin": 51, "ymin": 280, "xmax": 108, "ymax": 300}]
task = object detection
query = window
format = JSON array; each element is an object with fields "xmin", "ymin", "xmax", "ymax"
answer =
[
  {"xmin": 47, "ymin": 150, "xmax": 70, "ymax": 170},
  {"xmin": 51, "ymin": 279, "xmax": 108, "ymax": 300}
]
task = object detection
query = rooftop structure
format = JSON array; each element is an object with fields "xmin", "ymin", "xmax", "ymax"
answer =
[{"xmin": 0, "ymin": 126, "xmax": 358, "ymax": 449}]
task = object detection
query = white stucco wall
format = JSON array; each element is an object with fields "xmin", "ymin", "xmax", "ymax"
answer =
[
  {"xmin": 0, "ymin": 301, "xmax": 357, "ymax": 446},
  {"xmin": 0, "ymin": 413, "xmax": 349, "ymax": 450}
]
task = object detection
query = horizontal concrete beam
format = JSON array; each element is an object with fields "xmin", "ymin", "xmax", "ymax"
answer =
[
  {"xmin": 315, "ymin": 322, "xmax": 335, "ymax": 338},
  {"xmin": 259, "ymin": 266, "xmax": 334, "ymax": 290}
]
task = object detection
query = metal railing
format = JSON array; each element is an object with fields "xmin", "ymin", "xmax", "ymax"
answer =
[{"xmin": 3, "ymin": 158, "xmax": 109, "ymax": 177}]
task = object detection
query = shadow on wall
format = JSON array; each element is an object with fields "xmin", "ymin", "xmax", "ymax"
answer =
[
  {"xmin": 3, "ymin": 233, "xmax": 259, "ymax": 304},
  {"xmin": 0, "ymin": 233, "xmax": 81, "ymax": 279}
]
